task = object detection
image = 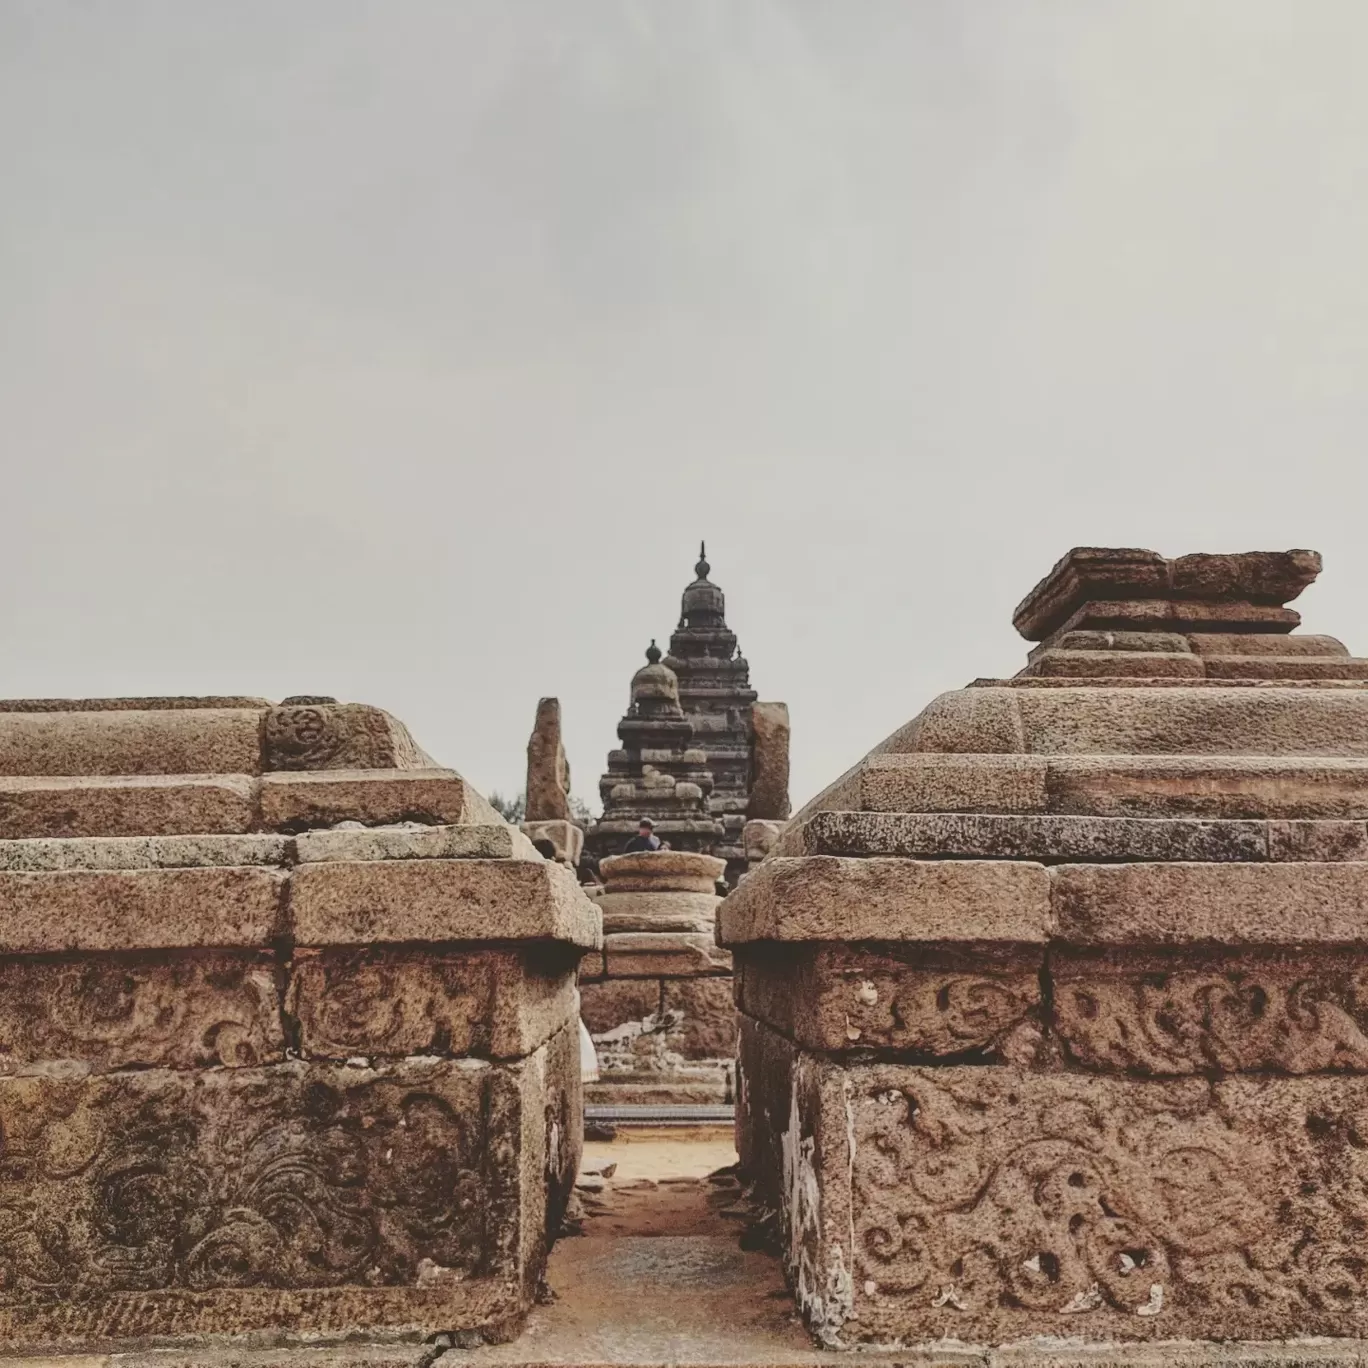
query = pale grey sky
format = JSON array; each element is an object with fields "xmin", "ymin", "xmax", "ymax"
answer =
[{"xmin": 3, "ymin": 1, "xmax": 1366, "ymax": 809}]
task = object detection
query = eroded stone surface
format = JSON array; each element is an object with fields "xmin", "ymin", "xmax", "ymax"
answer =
[
  {"xmin": 719, "ymin": 856, "xmax": 1052, "ymax": 945},
  {"xmin": 603, "ymin": 931, "xmax": 730, "ymax": 978},
  {"xmin": 0, "ymin": 776, "xmax": 257, "ymax": 841},
  {"xmin": 0, "ymin": 866, "xmax": 285, "ymax": 953},
  {"xmin": 524, "ymin": 698, "xmax": 572, "ymax": 824},
  {"xmin": 737, "ymin": 943, "xmax": 1041, "ymax": 1057},
  {"xmin": 258, "ymin": 769, "xmax": 492, "ymax": 832},
  {"xmin": 0, "ymin": 952, "xmax": 284, "ymax": 1073},
  {"xmin": 0, "ymin": 1027, "xmax": 580, "ymax": 1350},
  {"xmin": 751, "ymin": 1033, "xmax": 1368, "ymax": 1346},
  {"xmin": 1053, "ymin": 947, "xmax": 1368, "ymax": 1075},
  {"xmin": 288, "ymin": 946, "xmax": 576, "ymax": 1061},
  {"xmin": 262, "ymin": 705, "xmax": 426, "ymax": 773},
  {"xmin": 288, "ymin": 858, "xmax": 599, "ymax": 950}
]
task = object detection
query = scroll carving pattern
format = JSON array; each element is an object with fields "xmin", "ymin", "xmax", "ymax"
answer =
[
  {"xmin": 262, "ymin": 705, "xmax": 423, "ymax": 772},
  {"xmin": 0, "ymin": 955, "xmax": 282, "ymax": 1073},
  {"xmin": 0, "ymin": 1062, "xmax": 498, "ymax": 1301},
  {"xmin": 1054, "ymin": 952, "xmax": 1368, "ymax": 1074},
  {"xmin": 846, "ymin": 1067, "xmax": 1368, "ymax": 1338},
  {"xmin": 288, "ymin": 949, "xmax": 496, "ymax": 1058}
]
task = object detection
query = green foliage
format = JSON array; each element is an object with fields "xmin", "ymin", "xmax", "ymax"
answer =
[{"xmin": 487, "ymin": 789, "xmax": 526, "ymax": 824}]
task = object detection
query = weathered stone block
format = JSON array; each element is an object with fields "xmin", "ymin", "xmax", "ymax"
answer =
[
  {"xmin": 1269, "ymin": 820, "xmax": 1368, "ymax": 862},
  {"xmin": 719, "ymin": 857, "xmax": 1052, "ymax": 945},
  {"xmin": 577, "ymin": 978, "xmax": 661, "ymax": 1036},
  {"xmin": 1053, "ymin": 947, "xmax": 1368, "ymax": 1076},
  {"xmin": 0, "ymin": 709, "xmax": 266, "ymax": 778},
  {"xmin": 0, "ymin": 866, "xmax": 285, "ymax": 953},
  {"xmin": 749, "ymin": 701, "xmax": 791, "ymax": 821},
  {"xmin": 740, "ymin": 1024, "xmax": 1368, "ymax": 1347},
  {"xmin": 0, "ymin": 1027, "xmax": 580, "ymax": 1351},
  {"xmin": 288, "ymin": 946, "xmax": 576, "ymax": 1061},
  {"xmin": 1023, "ymin": 651, "xmax": 1205, "ymax": 680},
  {"xmin": 519, "ymin": 819, "xmax": 582, "ymax": 866},
  {"xmin": 293, "ymin": 824, "xmax": 535, "ymax": 864},
  {"xmin": 1051, "ymin": 862, "xmax": 1368, "ymax": 946},
  {"xmin": 661, "ymin": 976, "xmax": 738, "ymax": 1058},
  {"xmin": 287, "ymin": 858, "xmax": 599, "ymax": 949},
  {"xmin": 258, "ymin": 769, "xmax": 489, "ymax": 831},
  {"xmin": 0, "ymin": 952, "xmax": 284, "ymax": 1073},
  {"xmin": 736, "ymin": 943, "xmax": 1040, "ymax": 1057},
  {"xmin": 603, "ymin": 931, "xmax": 730, "ymax": 978},
  {"xmin": 262, "ymin": 705, "xmax": 426, "ymax": 773},
  {"xmin": 0, "ymin": 775, "xmax": 257, "ymax": 840},
  {"xmin": 0, "ymin": 834, "xmax": 289, "ymax": 872},
  {"xmin": 594, "ymin": 889, "xmax": 719, "ymax": 934},
  {"xmin": 779, "ymin": 811, "xmax": 1269, "ymax": 863}
]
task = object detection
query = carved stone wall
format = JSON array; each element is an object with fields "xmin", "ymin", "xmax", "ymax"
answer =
[
  {"xmin": 0, "ymin": 696, "xmax": 600, "ymax": 1353},
  {"xmin": 722, "ymin": 547, "xmax": 1368, "ymax": 1353}
]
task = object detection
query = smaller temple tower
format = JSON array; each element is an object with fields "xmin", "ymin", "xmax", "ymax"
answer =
[{"xmin": 586, "ymin": 642, "xmax": 724, "ymax": 861}]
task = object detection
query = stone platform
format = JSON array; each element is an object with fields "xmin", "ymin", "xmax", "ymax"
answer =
[
  {"xmin": 581, "ymin": 852, "xmax": 735, "ymax": 1105},
  {"xmin": 722, "ymin": 548, "xmax": 1368, "ymax": 1354},
  {"xmin": 0, "ymin": 698, "xmax": 600, "ymax": 1353}
]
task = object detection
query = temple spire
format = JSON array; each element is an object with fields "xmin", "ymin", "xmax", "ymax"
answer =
[{"xmin": 695, "ymin": 542, "xmax": 710, "ymax": 580}]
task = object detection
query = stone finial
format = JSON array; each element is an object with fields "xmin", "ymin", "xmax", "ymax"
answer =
[
  {"xmin": 524, "ymin": 696, "xmax": 572, "ymax": 823},
  {"xmin": 695, "ymin": 540, "xmax": 710, "ymax": 580}
]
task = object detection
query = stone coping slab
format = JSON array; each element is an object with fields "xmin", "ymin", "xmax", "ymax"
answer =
[
  {"xmin": 290, "ymin": 858, "xmax": 601, "ymax": 950},
  {"xmin": 1013, "ymin": 548, "xmax": 1321, "ymax": 640},
  {"xmin": 0, "ymin": 851, "xmax": 600, "ymax": 952},
  {"xmin": 776, "ymin": 811, "xmax": 1368, "ymax": 863},
  {"xmin": 0, "ymin": 866, "xmax": 288, "ymax": 952},
  {"xmin": 718, "ymin": 857, "xmax": 1052, "ymax": 945},
  {"xmin": 0, "ymin": 696, "xmax": 275, "ymax": 712},
  {"xmin": 293, "ymin": 824, "xmax": 537, "ymax": 863},
  {"xmin": 902, "ymin": 687, "xmax": 1368, "ymax": 758},
  {"xmin": 0, "ymin": 826, "xmax": 535, "ymax": 871},
  {"xmin": 812, "ymin": 755, "xmax": 1368, "ymax": 822},
  {"xmin": 720, "ymin": 857, "xmax": 1368, "ymax": 948},
  {"xmin": 0, "ymin": 705, "xmax": 430, "ymax": 781},
  {"xmin": 0, "ymin": 772, "xmax": 506, "ymax": 840}
]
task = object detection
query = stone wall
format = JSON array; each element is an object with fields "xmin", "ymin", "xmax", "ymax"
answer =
[
  {"xmin": 722, "ymin": 547, "xmax": 1368, "ymax": 1352},
  {"xmin": 0, "ymin": 698, "xmax": 600, "ymax": 1353}
]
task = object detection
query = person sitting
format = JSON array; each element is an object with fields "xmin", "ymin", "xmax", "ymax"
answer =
[{"xmin": 623, "ymin": 817, "xmax": 661, "ymax": 852}]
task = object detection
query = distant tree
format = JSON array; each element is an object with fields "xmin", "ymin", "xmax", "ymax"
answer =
[
  {"xmin": 568, "ymin": 794, "xmax": 596, "ymax": 825},
  {"xmin": 488, "ymin": 790, "xmax": 526, "ymax": 824}
]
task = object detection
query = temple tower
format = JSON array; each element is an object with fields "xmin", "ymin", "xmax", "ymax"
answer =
[
  {"xmin": 663, "ymin": 546, "xmax": 760, "ymax": 877},
  {"xmin": 586, "ymin": 642, "xmax": 724, "ymax": 861}
]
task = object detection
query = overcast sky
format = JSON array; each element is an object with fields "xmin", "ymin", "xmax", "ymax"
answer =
[{"xmin": 3, "ymin": 1, "xmax": 1366, "ymax": 809}]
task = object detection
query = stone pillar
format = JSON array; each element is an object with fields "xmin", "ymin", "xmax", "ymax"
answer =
[
  {"xmin": 720, "ymin": 547, "xmax": 1368, "ymax": 1353},
  {"xmin": 748, "ymin": 701, "xmax": 791, "ymax": 821},
  {"xmin": 577, "ymin": 850, "xmax": 736, "ymax": 1105},
  {"xmin": 0, "ymin": 696, "xmax": 600, "ymax": 1351}
]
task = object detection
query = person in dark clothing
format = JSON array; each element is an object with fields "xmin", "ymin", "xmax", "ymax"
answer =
[{"xmin": 623, "ymin": 818, "xmax": 661, "ymax": 853}]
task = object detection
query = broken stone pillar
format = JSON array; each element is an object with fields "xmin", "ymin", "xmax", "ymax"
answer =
[
  {"xmin": 0, "ymin": 696, "xmax": 600, "ymax": 1352},
  {"xmin": 578, "ymin": 850, "xmax": 736, "ymax": 1104},
  {"xmin": 525, "ymin": 696, "xmax": 573, "ymax": 822},
  {"xmin": 748, "ymin": 701, "xmax": 791, "ymax": 822},
  {"xmin": 721, "ymin": 548, "xmax": 1368, "ymax": 1353},
  {"xmin": 742, "ymin": 817, "xmax": 785, "ymax": 872}
]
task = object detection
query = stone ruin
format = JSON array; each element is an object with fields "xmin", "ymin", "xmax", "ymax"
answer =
[
  {"xmin": 722, "ymin": 548, "xmax": 1368, "ymax": 1351},
  {"xmin": 0, "ymin": 696, "xmax": 599, "ymax": 1352},
  {"xmin": 585, "ymin": 642, "xmax": 724, "ymax": 863},
  {"xmin": 578, "ymin": 850, "xmax": 735, "ymax": 1105},
  {"xmin": 520, "ymin": 695, "xmax": 583, "ymax": 870},
  {"xmin": 587, "ymin": 549, "xmax": 791, "ymax": 883}
]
